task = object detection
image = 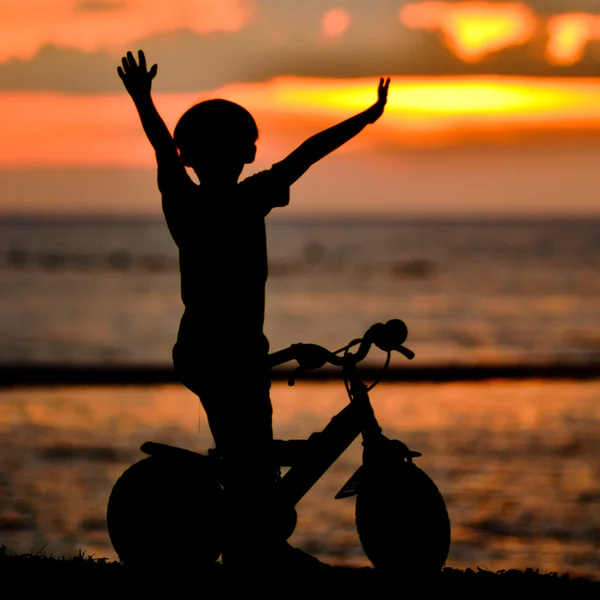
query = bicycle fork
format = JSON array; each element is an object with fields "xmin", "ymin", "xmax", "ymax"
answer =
[{"xmin": 277, "ymin": 374, "xmax": 385, "ymax": 506}]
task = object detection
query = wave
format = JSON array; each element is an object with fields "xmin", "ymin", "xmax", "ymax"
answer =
[
  {"xmin": 4, "ymin": 250, "xmax": 179, "ymax": 273},
  {"xmin": 2, "ymin": 249, "xmax": 437, "ymax": 280},
  {"xmin": 37, "ymin": 444, "xmax": 125, "ymax": 463}
]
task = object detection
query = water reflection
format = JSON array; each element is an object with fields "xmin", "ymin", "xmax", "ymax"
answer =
[{"xmin": 0, "ymin": 380, "xmax": 599, "ymax": 578}]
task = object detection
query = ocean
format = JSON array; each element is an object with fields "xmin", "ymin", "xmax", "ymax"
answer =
[
  {"xmin": 1, "ymin": 218, "xmax": 599, "ymax": 365},
  {"xmin": 0, "ymin": 218, "xmax": 599, "ymax": 578}
]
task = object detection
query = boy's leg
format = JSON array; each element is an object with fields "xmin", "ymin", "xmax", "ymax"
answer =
[
  {"xmin": 175, "ymin": 357, "xmax": 280, "ymax": 565},
  {"xmin": 219, "ymin": 369, "xmax": 280, "ymax": 565}
]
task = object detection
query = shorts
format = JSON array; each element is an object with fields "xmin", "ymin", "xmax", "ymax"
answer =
[{"xmin": 172, "ymin": 339, "xmax": 274, "ymax": 462}]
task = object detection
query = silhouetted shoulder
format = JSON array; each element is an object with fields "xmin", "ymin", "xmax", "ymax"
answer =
[
  {"xmin": 159, "ymin": 161, "xmax": 197, "ymax": 246},
  {"xmin": 239, "ymin": 165, "xmax": 290, "ymax": 216}
]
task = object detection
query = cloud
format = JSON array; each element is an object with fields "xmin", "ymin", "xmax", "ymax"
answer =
[
  {"xmin": 546, "ymin": 13, "xmax": 600, "ymax": 65},
  {"xmin": 0, "ymin": 45, "xmax": 121, "ymax": 92},
  {"xmin": 414, "ymin": 0, "xmax": 600, "ymax": 14},
  {"xmin": 399, "ymin": 1, "xmax": 600, "ymax": 66},
  {"xmin": 76, "ymin": 0, "xmax": 126, "ymax": 12},
  {"xmin": 399, "ymin": 2, "xmax": 539, "ymax": 63},
  {"xmin": 0, "ymin": 0, "xmax": 256, "ymax": 62},
  {"xmin": 1, "ymin": 1, "xmax": 600, "ymax": 93},
  {"xmin": 495, "ymin": 0, "xmax": 600, "ymax": 15}
]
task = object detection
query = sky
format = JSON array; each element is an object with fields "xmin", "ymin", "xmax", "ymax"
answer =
[{"xmin": 1, "ymin": 0, "xmax": 600, "ymax": 218}]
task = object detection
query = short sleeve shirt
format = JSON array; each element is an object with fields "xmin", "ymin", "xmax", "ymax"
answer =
[{"xmin": 159, "ymin": 164, "xmax": 289, "ymax": 358}]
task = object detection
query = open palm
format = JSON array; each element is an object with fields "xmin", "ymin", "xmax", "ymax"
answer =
[{"xmin": 117, "ymin": 50, "xmax": 157, "ymax": 99}]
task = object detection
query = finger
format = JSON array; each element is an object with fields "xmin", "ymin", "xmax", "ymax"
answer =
[
  {"xmin": 149, "ymin": 64, "xmax": 158, "ymax": 79},
  {"xmin": 117, "ymin": 66, "xmax": 125, "ymax": 80},
  {"xmin": 138, "ymin": 50, "xmax": 146, "ymax": 71},
  {"xmin": 126, "ymin": 50, "xmax": 136, "ymax": 69},
  {"xmin": 121, "ymin": 56, "xmax": 130, "ymax": 74}
]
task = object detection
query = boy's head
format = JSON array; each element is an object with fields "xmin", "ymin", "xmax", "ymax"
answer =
[{"xmin": 174, "ymin": 99, "xmax": 258, "ymax": 171}]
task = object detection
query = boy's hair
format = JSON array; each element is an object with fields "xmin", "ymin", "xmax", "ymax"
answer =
[{"xmin": 174, "ymin": 99, "xmax": 258, "ymax": 164}]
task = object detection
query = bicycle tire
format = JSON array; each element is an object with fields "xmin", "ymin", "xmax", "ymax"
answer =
[
  {"xmin": 107, "ymin": 456, "xmax": 224, "ymax": 567},
  {"xmin": 355, "ymin": 460, "xmax": 451, "ymax": 575}
]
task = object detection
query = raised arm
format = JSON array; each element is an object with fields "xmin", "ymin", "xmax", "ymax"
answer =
[
  {"xmin": 118, "ymin": 50, "xmax": 187, "ymax": 195},
  {"xmin": 273, "ymin": 77, "xmax": 390, "ymax": 186},
  {"xmin": 117, "ymin": 51, "xmax": 180, "ymax": 160}
]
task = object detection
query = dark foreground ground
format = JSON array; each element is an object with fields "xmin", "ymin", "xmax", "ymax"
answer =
[{"xmin": 1, "ymin": 548, "xmax": 599, "ymax": 597}]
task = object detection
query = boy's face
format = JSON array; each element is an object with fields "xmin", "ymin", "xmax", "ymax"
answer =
[
  {"xmin": 182, "ymin": 138, "xmax": 256, "ymax": 169},
  {"xmin": 182, "ymin": 139, "xmax": 257, "ymax": 184}
]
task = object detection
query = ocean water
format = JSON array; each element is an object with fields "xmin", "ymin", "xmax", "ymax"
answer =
[
  {"xmin": 0, "ymin": 380, "xmax": 599, "ymax": 579},
  {"xmin": 0, "ymin": 218, "xmax": 599, "ymax": 366},
  {"xmin": 0, "ymin": 218, "xmax": 599, "ymax": 578}
]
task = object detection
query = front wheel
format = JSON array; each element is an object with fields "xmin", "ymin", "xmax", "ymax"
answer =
[
  {"xmin": 356, "ymin": 460, "xmax": 451, "ymax": 575},
  {"xmin": 107, "ymin": 456, "xmax": 224, "ymax": 569}
]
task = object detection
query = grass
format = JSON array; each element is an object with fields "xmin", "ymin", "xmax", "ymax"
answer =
[{"xmin": 1, "ymin": 546, "xmax": 599, "ymax": 596}]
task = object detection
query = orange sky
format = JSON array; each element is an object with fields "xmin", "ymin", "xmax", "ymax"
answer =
[
  {"xmin": 400, "ymin": 1, "xmax": 538, "ymax": 63},
  {"xmin": 399, "ymin": 1, "xmax": 600, "ymax": 65},
  {"xmin": 1, "ymin": 2, "xmax": 600, "ymax": 170},
  {"xmin": 1, "ymin": 1, "xmax": 600, "ymax": 171},
  {"xmin": 546, "ymin": 12, "xmax": 600, "ymax": 65},
  {"xmin": 1, "ymin": 2, "xmax": 599, "ymax": 68},
  {"xmin": 2, "ymin": 75, "xmax": 600, "ymax": 168},
  {"xmin": 0, "ymin": 0, "xmax": 255, "ymax": 62},
  {"xmin": 1, "ymin": 2, "xmax": 600, "ymax": 216}
]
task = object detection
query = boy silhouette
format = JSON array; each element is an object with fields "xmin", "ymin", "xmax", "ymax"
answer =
[{"xmin": 118, "ymin": 50, "xmax": 389, "ymax": 572}]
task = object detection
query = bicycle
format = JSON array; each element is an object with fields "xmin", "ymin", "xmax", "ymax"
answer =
[{"xmin": 106, "ymin": 319, "xmax": 451, "ymax": 573}]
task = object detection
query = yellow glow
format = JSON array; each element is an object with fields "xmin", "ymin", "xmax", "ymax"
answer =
[
  {"xmin": 400, "ymin": 1, "xmax": 537, "ymax": 63},
  {"xmin": 272, "ymin": 76, "xmax": 600, "ymax": 118},
  {"xmin": 546, "ymin": 13, "xmax": 600, "ymax": 65},
  {"xmin": 4, "ymin": 76, "xmax": 600, "ymax": 168}
]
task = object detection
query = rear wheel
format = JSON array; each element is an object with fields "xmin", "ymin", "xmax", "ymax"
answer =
[
  {"xmin": 356, "ymin": 460, "xmax": 450, "ymax": 575},
  {"xmin": 107, "ymin": 456, "xmax": 224, "ymax": 569}
]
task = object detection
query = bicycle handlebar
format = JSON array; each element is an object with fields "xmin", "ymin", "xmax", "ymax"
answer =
[{"xmin": 268, "ymin": 319, "xmax": 415, "ymax": 371}]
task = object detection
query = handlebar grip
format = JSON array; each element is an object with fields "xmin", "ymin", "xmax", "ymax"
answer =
[
  {"xmin": 383, "ymin": 319, "xmax": 408, "ymax": 346},
  {"xmin": 368, "ymin": 319, "xmax": 414, "ymax": 360},
  {"xmin": 370, "ymin": 318, "xmax": 407, "ymax": 348}
]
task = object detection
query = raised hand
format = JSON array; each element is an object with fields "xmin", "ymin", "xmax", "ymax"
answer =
[
  {"xmin": 117, "ymin": 50, "xmax": 158, "ymax": 100},
  {"xmin": 271, "ymin": 77, "xmax": 391, "ymax": 187},
  {"xmin": 366, "ymin": 77, "xmax": 390, "ymax": 124}
]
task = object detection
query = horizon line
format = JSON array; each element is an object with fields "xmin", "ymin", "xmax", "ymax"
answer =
[
  {"xmin": 1, "ymin": 214, "xmax": 600, "ymax": 225},
  {"xmin": 1, "ymin": 362, "xmax": 599, "ymax": 387}
]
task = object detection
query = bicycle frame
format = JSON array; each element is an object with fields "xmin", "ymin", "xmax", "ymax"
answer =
[
  {"xmin": 141, "ymin": 321, "xmax": 416, "ymax": 503},
  {"xmin": 276, "ymin": 366, "xmax": 384, "ymax": 506},
  {"xmin": 141, "ymin": 357, "xmax": 391, "ymax": 509},
  {"xmin": 108, "ymin": 319, "xmax": 451, "ymax": 573}
]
